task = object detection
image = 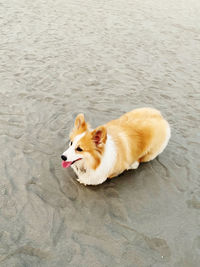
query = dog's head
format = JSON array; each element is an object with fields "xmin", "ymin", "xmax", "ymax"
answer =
[{"xmin": 61, "ymin": 114, "xmax": 107, "ymax": 170}]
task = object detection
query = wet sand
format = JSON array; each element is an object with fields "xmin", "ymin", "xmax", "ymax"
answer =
[{"xmin": 0, "ymin": 0, "xmax": 200, "ymax": 266}]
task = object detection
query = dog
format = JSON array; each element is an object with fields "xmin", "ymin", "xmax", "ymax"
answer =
[{"xmin": 61, "ymin": 108, "xmax": 171, "ymax": 185}]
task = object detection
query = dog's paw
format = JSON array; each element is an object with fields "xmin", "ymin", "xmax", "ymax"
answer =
[
  {"xmin": 129, "ymin": 161, "xmax": 139, "ymax": 170},
  {"xmin": 77, "ymin": 179, "xmax": 87, "ymax": 186}
]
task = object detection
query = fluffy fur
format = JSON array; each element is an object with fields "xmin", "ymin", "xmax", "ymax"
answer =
[{"xmin": 61, "ymin": 108, "xmax": 171, "ymax": 185}]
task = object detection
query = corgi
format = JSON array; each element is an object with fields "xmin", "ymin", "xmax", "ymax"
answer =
[{"xmin": 61, "ymin": 108, "xmax": 171, "ymax": 185}]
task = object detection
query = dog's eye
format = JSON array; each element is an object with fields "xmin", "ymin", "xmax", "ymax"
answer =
[
  {"xmin": 69, "ymin": 141, "xmax": 73, "ymax": 147},
  {"xmin": 76, "ymin": 146, "xmax": 83, "ymax": 152}
]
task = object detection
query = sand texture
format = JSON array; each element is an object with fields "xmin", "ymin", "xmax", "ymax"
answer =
[{"xmin": 0, "ymin": 0, "xmax": 200, "ymax": 266}]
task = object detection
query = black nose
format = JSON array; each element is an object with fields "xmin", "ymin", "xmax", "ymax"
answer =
[{"xmin": 61, "ymin": 155, "xmax": 67, "ymax": 161}]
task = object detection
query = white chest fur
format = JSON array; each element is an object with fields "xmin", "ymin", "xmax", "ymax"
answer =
[{"xmin": 72, "ymin": 135, "xmax": 117, "ymax": 185}]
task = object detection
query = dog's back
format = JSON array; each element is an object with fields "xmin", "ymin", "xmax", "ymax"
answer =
[{"xmin": 106, "ymin": 108, "xmax": 170, "ymax": 178}]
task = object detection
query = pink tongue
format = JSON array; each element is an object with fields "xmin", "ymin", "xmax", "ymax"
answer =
[{"xmin": 62, "ymin": 161, "xmax": 73, "ymax": 168}]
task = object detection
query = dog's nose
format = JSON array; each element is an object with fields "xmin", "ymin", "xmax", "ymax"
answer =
[{"xmin": 61, "ymin": 155, "xmax": 67, "ymax": 161}]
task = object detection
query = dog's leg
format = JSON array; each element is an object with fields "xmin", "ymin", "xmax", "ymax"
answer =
[
  {"xmin": 139, "ymin": 152, "xmax": 158, "ymax": 162},
  {"xmin": 128, "ymin": 161, "xmax": 139, "ymax": 170},
  {"xmin": 77, "ymin": 179, "xmax": 87, "ymax": 186}
]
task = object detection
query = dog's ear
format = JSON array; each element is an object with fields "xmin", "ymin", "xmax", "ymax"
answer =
[
  {"xmin": 74, "ymin": 113, "xmax": 87, "ymax": 131},
  {"xmin": 92, "ymin": 126, "xmax": 107, "ymax": 146}
]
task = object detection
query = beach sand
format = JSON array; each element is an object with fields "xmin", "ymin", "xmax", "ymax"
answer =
[{"xmin": 0, "ymin": 0, "xmax": 200, "ymax": 266}]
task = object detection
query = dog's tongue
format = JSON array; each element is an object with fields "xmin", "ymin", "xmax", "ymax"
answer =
[{"xmin": 62, "ymin": 161, "xmax": 73, "ymax": 168}]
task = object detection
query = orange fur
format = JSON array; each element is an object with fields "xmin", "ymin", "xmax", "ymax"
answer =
[
  {"xmin": 106, "ymin": 108, "xmax": 170, "ymax": 178},
  {"xmin": 77, "ymin": 131, "xmax": 103, "ymax": 170},
  {"xmin": 70, "ymin": 113, "xmax": 88, "ymax": 141}
]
